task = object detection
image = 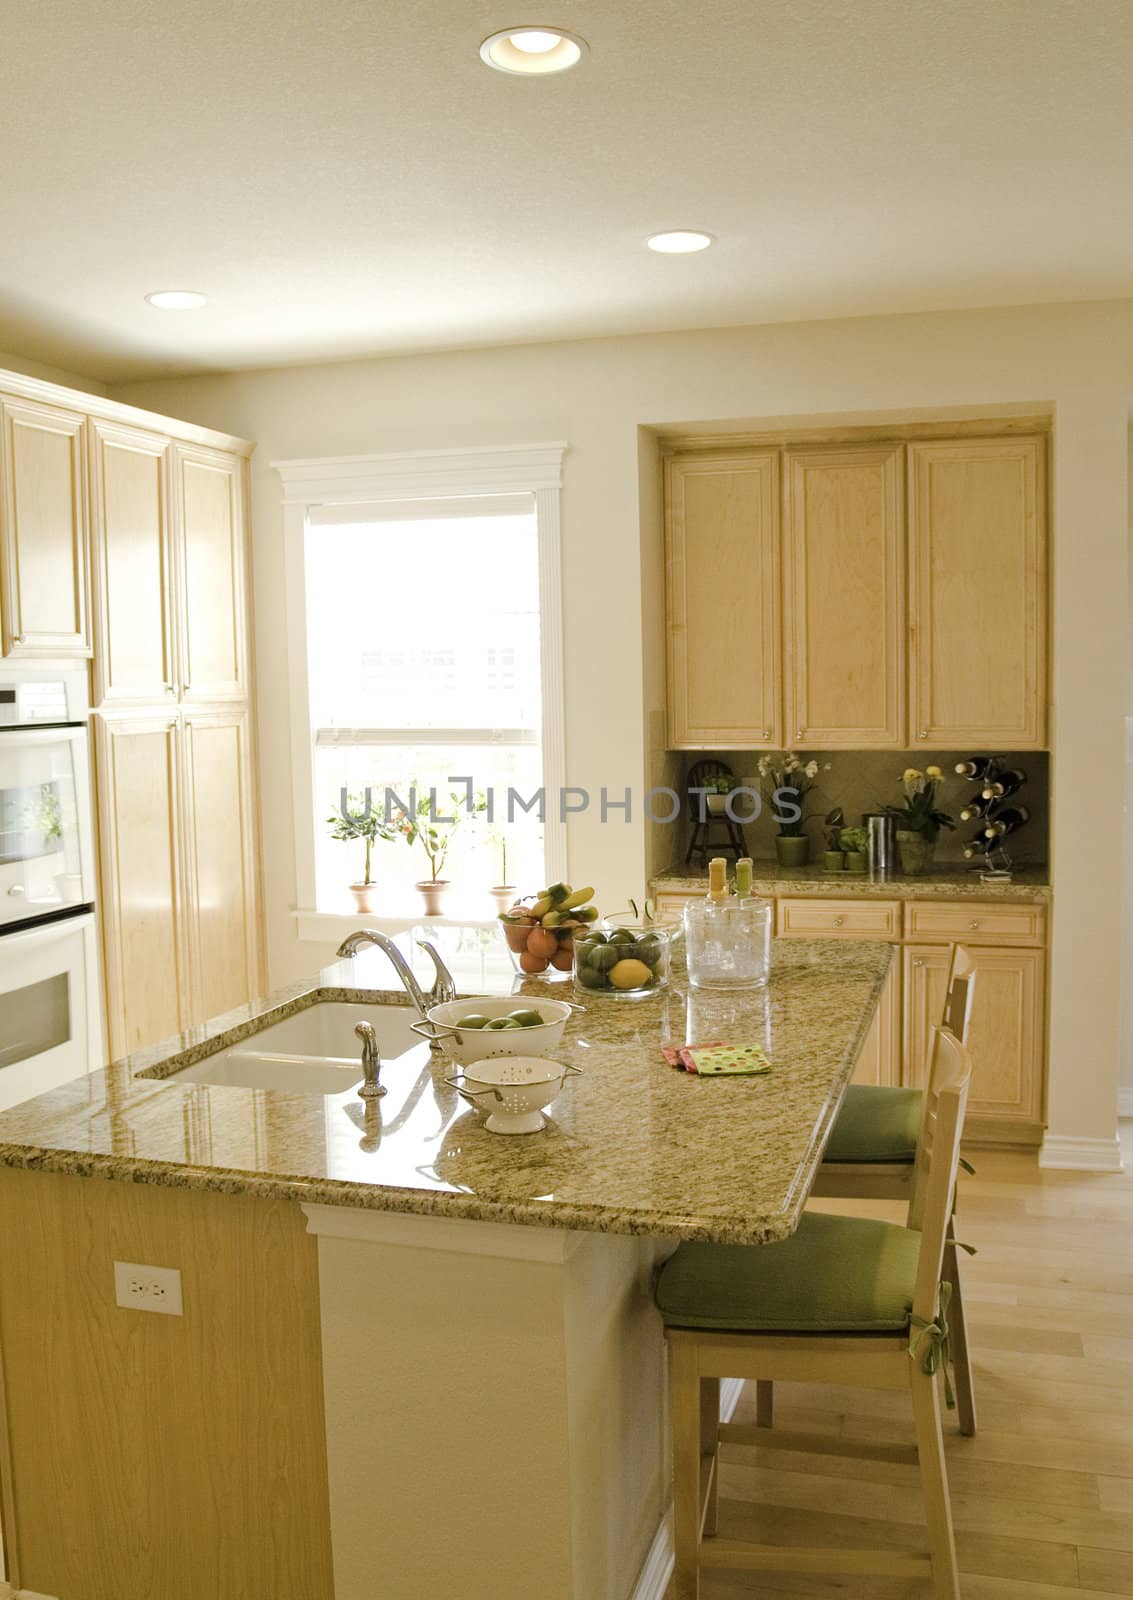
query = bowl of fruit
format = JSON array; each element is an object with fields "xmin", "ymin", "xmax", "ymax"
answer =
[
  {"xmin": 573, "ymin": 921, "xmax": 672, "ymax": 999},
  {"xmin": 498, "ymin": 881, "xmax": 599, "ymax": 980},
  {"xmin": 415, "ymin": 995, "xmax": 574, "ymax": 1064}
]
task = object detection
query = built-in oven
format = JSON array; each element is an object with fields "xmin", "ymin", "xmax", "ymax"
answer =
[{"xmin": 0, "ymin": 666, "xmax": 102, "ymax": 1110}]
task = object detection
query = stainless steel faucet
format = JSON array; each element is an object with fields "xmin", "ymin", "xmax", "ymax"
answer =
[
  {"xmin": 353, "ymin": 1021, "xmax": 386, "ymax": 1101},
  {"xmin": 335, "ymin": 929, "xmax": 457, "ymax": 1017}
]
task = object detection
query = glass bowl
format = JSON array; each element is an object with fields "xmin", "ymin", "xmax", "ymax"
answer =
[{"xmin": 573, "ymin": 922, "xmax": 672, "ymax": 999}]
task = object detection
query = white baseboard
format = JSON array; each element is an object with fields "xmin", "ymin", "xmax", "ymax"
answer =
[
  {"xmin": 629, "ymin": 1377, "xmax": 745, "ymax": 1600},
  {"xmin": 1039, "ymin": 1134, "xmax": 1125, "ymax": 1172},
  {"xmin": 1118, "ymin": 1088, "xmax": 1133, "ymax": 1118}
]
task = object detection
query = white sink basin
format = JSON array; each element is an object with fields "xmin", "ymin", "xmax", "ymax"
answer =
[{"xmin": 175, "ymin": 1002, "xmax": 423, "ymax": 1095}]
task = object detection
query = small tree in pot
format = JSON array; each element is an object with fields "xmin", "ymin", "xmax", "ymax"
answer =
[
  {"xmin": 394, "ymin": 786, "xmax": 488, "ymax": 915},
  {"xmin": 327, "ymin": 791, "xmax": 397, "ymax": 914}
]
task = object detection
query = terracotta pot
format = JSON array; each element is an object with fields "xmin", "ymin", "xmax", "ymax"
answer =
[
  {"xmin": 896, "ymin": 830, "xmax": 936, "ymax": 875},
  {"xmin": 489, "ymin": 885, "xmax": 518, "ymax": 915},
  {"xmin": 775, "ymin": 834, "xmax": 810, "ymax": 868},
  {"xmin": 417, "ymin": 880, "xmax": 451, "ymax": 916},
  {"xmin": 823, "ymin": 850, "xmax": 845, "ymax": 872},
  {"xmin": 348, "ymin": 883, "xmax": 379, "ymax": 914}
]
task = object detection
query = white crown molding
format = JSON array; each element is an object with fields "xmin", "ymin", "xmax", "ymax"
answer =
[
  {"xmin": 0, "ymin": 364, "xmax": 253, "ymax": 455},
  {"xmin": 1038, "ymin": 1134, "xmax": 1125, "ymax": 1172},
  {"xmin": 301, "ymin": 1202, "xmax": 585, "ymax": 1262},
  {"xmin": 273, "ymin": 441, "xmax": 567, "ymax": 504},
  {"xmin": 628, "ymin": 1378, "xmax": 744, "ymax": 1600}
]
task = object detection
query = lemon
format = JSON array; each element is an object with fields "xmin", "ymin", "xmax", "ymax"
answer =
[{"xmin": 609, "ymin": 958, "xmax": 653, "ymax": 990}]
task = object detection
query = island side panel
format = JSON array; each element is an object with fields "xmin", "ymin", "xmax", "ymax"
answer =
[
  {"xmin": 307, "ymin": 1209, "xmax": 667, "ymax": 1600},
  {"xmin": 0, "ymin": 1169, "xmax": 333, "ymax": 1599}
]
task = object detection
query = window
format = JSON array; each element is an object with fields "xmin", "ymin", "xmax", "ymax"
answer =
[
  {"xmin": 278, "ymin": 443, "xmax": 567, "ymax": 930},
  {"xmin": 307, "ymin": 505, "xmax": 545, "ymax": 913}
]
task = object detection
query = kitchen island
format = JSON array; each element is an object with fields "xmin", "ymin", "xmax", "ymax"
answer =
[{"xmin": 0, "ymin": 937, "xmax": 890, "ymax": 1600}]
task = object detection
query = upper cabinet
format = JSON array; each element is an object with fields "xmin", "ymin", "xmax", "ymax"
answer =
[
  {"xmin": 664, "ymin": 431, "xmax": 1049, "ymax": 751},
  {"xmin": 89, "ymin": 420, "xmax": 176, "ymax": 706},
  {"xmin": 175, "ymin": 443, "xmax": 249, "ymax": 703},
  {"xmin": 908, "ymin": 437, "xmax": 1046, "ymax": 748},
  {"xmin": 666, "ymin": 451, "xmax": 781, "ymax": 748},
  {"xmin": 784, "ymin": 445, "xmax": 905, "ymax": 747},
  {"xmin": 0, "ymin": 397, "xmax": 90, "ymax": 657}
]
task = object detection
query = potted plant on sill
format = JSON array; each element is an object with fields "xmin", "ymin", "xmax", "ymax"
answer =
[
  {"xmin": 327, "ymin": 791, "xmax": 396, "ymax": 914},
  {"xmin": 488, "ymin": 830, "xmax": 517, "ymax": 915},
  {"xmin": 822, "ymin": 808, "xmax": 846, "ymax": 871},
  {"xmin": 882, "ymin": 765, "xmax": 955, "ymax": 875},
  {"xmin": 757, "ymin": 752, "xmax": 831, "ymax": 868},
  {"xmin": 839, "ymin": 824, "xmax": 870, "ymax": 874},
  {"xmin": 395, "ymin": 786, "xmax": 487, "ymax": 915}
]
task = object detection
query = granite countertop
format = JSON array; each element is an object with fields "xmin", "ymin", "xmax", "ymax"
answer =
[
  {"xmin": 0, "ymin": 940, "xmax": 891, "ymax": 1246},
  {"xmin": 652, "ymin": 862, "xmax": 1051, "ymax": 902}
]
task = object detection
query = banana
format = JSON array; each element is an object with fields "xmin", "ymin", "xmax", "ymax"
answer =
[
  {"xmin": 560, "ymin": 885, "xmax": 594, "ymax": 911},
  {"xmin": 542, "ymin": 910, "xmax": 564, "ymax": 927},
  {"xmin": 545, "ymin": 882, "xmax": 572, "ymax": 904},
  {"xmin": 531, "ymin": 893, "xmax": 554, "ymax": 918},
  {"xmin": 573, "ymin": 904, "xmax": 599, "ymax": 922}
]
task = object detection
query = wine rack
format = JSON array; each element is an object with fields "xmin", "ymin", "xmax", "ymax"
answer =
[{"xmin": 955, "ymin": 757, "xmax": 1029, "ymax": 880}]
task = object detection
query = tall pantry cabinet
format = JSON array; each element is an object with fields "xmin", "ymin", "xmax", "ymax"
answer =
[{"xmin": 0, "ymin": 370, "xmax": 264, "ymax": 1063}]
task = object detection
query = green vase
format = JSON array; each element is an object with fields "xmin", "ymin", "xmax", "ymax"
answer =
[
  {"xmin": 775, "ymin": 834, "xmax": 810, "ymax": 868},
  {"xmin": 896, "ymin": 830, "xmax": 936, "ymax": 875},
  {"xmin": 844, "ymin": 851, "xmax": 868, "ymax": 874},
  {"xmin": 823, "ymin": 850, "xmax": 845, "ymax": 872}
]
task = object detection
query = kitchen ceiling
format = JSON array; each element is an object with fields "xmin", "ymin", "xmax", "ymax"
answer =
[{"xmin": 3, "ymin": 0, "xmax": 1132, "ymax": 381}]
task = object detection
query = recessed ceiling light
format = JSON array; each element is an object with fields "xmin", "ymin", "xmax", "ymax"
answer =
[
  {"xmin": 480, "ymin": 26, "xmax": 588, "ymax": 74},
  {"xmin": 646, "ymin": 231, "xmax": 715, "ymax": 254},
  {"xmin": 145, "ymin": 290, "xmax": 208, "ymax": 310}
]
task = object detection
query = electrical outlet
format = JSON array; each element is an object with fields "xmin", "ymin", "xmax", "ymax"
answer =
[{"xmin": 113, "ymin": 1260, "xmax": 183, "ymax": 1317}]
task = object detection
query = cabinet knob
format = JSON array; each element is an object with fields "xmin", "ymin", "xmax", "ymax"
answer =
[
  {"xmin": 183, "ymin": 682, "xmax": 192, "ymax": 693},
  {"xmin": 164, "ymin": 682, "xmax": 176, "ymax": 696},
  {"xmin": 795, "ymin": 729, "xmax": 804, "ymax": 740},
  {"xmin": 833, "ymin": 916, "xmax": 845, "ymax": 927},
  {"xmin": 14, "ymin": 634, "xmax": 26, "ymax": 645},
  {"xmin": 968, "ymin": 920, "xmax": 980, "ymax": 929},
  {"xmin": 762, "ymin": 730, "xmax": 771, "ymax": 740},
  {"xmin": 7, "ymin": 884, "xmax": 26, "ymax": 897},
  {"xmin": 913, "ymin": 958, "xmax": 924, "ymax": 967}
]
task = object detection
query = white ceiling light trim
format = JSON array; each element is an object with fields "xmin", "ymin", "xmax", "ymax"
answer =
[
  {"xmin": 480, "ymin": 27, "xmax": 587, "ymax": 74},
  {"xmin": 144, "ymin": 289, "xmax": 208, "ymax": 309},
  {"xmin": 646, "ymin": 231, "xmax": 714, "ymax": 254}
]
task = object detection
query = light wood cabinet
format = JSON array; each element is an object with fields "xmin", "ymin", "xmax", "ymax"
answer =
[
  {"xmin": 853, "ymin": 962, "xmax": 901, "ymax": 1087},
  {"xmin": 93, "ymin": 713, "xmax": 192, "ymax": 1060},
  {"xmin": 902, "ymin": 939, "xmax": 1046, "ymax": 1136},
  {"xmin": 908, "ymin": 436, "xmax": 1046, "ymax": 748},
  {"xmin": 663, "ymin": 429, "xmax": 1048, "ymax": 750},
  {"xmin": 89, "ymin": 420, "xmax": 176, "ymax": 706},
  {"xmin": 665, "ymin": 451, "xmax": 780, "ymax": 748},
  {"xmin": 182, "ymin": 707, "xmax": 261, "ymax": 1023},
  {"xmin": 175, "ymin": 442, "xmax": 249, "ymax": 704},
  {"xmin": 0, "ymin": 397, "xmax": 90, "ymax": 657},
  {"xmin": 784, "ymin": 445, "xmax": 905, "ymax": 747}
]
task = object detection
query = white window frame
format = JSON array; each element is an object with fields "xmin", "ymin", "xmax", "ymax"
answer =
[{"xmin": 275, "ymin": 443, "xmax": 568, "ymax": 938}]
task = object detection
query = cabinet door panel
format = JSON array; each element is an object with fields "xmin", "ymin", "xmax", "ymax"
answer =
[
  {"xmin": 94, "ymin": 714, "xmax": 190, "ymax": 1059},
  {"xmin": 175, "ymin": 445, "xmax": 248, "ymax": 702},
  {"xmin": 182, "ymin": 708, "xmax": 262, "ymax": 1021},
  {"xmin": 963, "ymin": 946, "xmax": 1045, "ymax": 1127},
  {"xmin": 901, "ymin": 944, "xmax": 951, "ymax": 1089},
  {"xmin": 89, "ymin": 421, "xmax": 176, "ymax": 707},
  {"xmin": 909, "ymin": 437, "xmax": 1046, "ymax": 747},
  {"xmin": 0, "ymin": 398, "xmax": 90, "ymax": 656},
  {"xmin": 784, "ymin": 445, "xmax": 904, "ymax": 746},
  {"xmin": 853, "ymin": 961, "xmax": 901, "ymax": 1087},
  {"xmin": 666, "ymin": 452, "xmax": 780, "ymax": 747}
]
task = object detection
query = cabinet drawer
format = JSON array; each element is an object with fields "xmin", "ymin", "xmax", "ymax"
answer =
[
  {"xmin": 903, "ymin": 900, "xmax": 1046, "ymax": 947},
  {"xmin": 777, "ymin": 898, "xmax": 901, "ymax": 940}
]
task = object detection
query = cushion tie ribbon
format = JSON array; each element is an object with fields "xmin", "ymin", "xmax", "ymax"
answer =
[{"xmin": 908, "ymin": 1279, "xmax": 955, "ymax": 1409}]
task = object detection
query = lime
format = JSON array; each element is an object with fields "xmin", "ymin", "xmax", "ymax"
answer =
[
  {"xmin": 456, "ymin": 1013, "xmax": 491, "ymax": 1029},
  {"xmin": 508, "ymin": 1008, "xmax": 546, "ymax": 1028},
  {"xmin": 577, "ymin": 966, "xmax": 610, "ymax": 989},
  {"xmin": 590, "ymin": 945, "xmax": 622, "ymax": 972}
]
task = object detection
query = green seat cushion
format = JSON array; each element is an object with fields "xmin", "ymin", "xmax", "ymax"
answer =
[
  {"xmin": 823, "ymin": 1084, "xmax": 923, "ymax": 1164},
  {"xmin": 654, "ymin": 1212, "xmax": 919, "ymax": 1332}
]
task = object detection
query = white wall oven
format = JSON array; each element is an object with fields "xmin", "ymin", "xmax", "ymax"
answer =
[{"xmin": 0, "ymin": 668, "xmax": 101, "ymax": 1110}]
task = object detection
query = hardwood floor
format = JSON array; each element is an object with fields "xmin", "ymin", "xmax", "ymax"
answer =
[{"xmin": 669, "ymin": 1123, "xmax": 1133, "ymax": 1599}]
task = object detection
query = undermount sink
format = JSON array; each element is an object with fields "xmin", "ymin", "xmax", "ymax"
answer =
[{"xmin": 174, "ymin": 1002, "xmax": 424, "ymax": 1095}]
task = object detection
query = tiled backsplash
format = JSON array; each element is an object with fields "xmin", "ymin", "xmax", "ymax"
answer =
[{"xmin": 664, "ymin": 749, "xmax": 1050, "ymax": 867}]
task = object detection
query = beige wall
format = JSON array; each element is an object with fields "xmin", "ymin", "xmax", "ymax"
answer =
[
  {"xmin": 0, "ymin": 348, "xmax": 107, "ymax": 396},
  {"xmin": 110, "ymin": 298, "xmax": 1133, "ymax": 1152}
]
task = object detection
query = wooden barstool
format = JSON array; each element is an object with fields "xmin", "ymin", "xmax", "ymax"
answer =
[
  {"xmin": 655, "ymin": 1024, "xmax": 973, "ymax": 1598},
  {"xmin": 684, "ymin": 759, "xmax": 748, "ymax": 865}
]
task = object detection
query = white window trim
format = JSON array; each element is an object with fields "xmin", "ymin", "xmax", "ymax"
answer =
[{"xmin": 274, "ymin": 443, "xmax": 568, "ymax": 938}]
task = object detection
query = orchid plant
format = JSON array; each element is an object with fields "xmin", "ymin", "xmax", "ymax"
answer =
[
  {"xmin": 756, "ymin": 752, "xmax": 832, "ymax": 837},
  {"xmin": 882, "ymin": 766, "xmax": 956, "ymax": 839}
]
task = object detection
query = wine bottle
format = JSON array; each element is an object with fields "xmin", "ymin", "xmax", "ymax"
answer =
[
  {"xmin": 707, "ymin": 856, "xmax": 729, "ymax": 905},
  {"xmin": 962, "ymin": 835, "xmax": 994, "ymax": 860},
  {"xmin": 981, "ymin": 769, "xmax": 1026, "ymax": 800},
  {"xmin": 959, "ymin": 794, "xmax": 995, "ymax": 822},
  {"xmin": 983, "ymin": 807, "xmax": 1030, "ymax": 841},
  {"xmin": 955, "ymin": 758, "xmax": 996, "ymax": 780},
  {"xmin": 735, "ymin": 857, "xmax": 753, "ymax": 899}
]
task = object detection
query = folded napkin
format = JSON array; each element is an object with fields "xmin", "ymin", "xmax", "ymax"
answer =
[{"xmin": 661, "ymin": 1041, "xmax": 771, "ymax": 1076}]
